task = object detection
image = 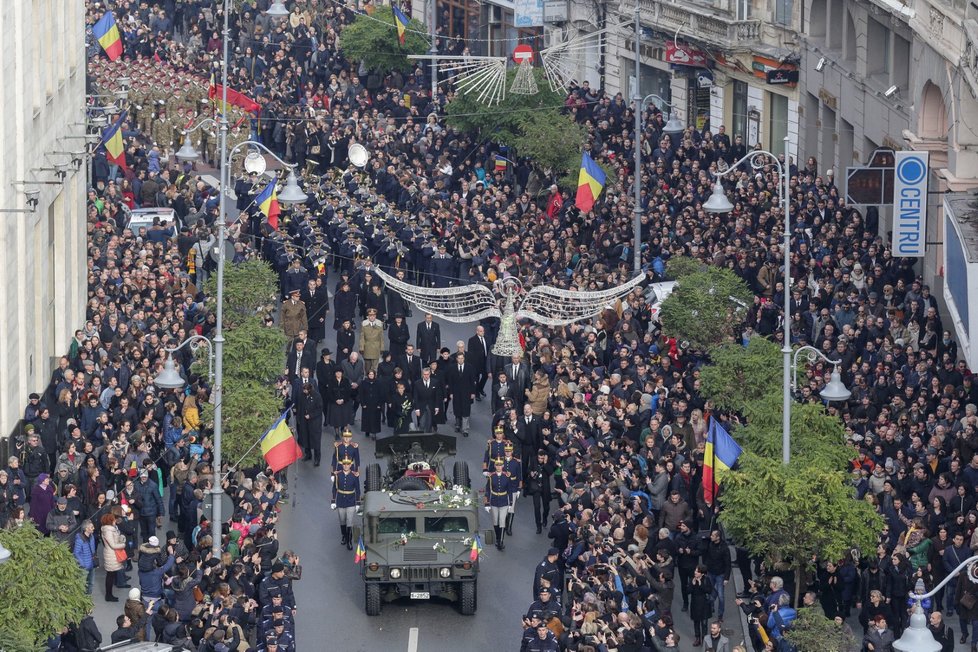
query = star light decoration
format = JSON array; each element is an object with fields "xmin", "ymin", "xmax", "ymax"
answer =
[
  {"xmin": 369, "ymin": 266, "xmax": 646, "ymax": 357},
  {"xmin": 411, "ymin": 29, "xmax": 608, "ymax": 106}
]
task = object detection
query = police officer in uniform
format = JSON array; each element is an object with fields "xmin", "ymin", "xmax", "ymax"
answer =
[
  {"xmin": 485, "ymin": 458, "xmax": 516, "ymax": 550},
  {"xmin": 331, "ymin": 458, "xmax": 360, "ymax": 550},
  {"xmin": 331, "ymin": 428, "xmax": 360, "ymax": 473}
]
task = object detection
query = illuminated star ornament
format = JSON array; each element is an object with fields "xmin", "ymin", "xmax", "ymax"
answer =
[{"xmin": 410, "ymin": 29, "xmax": 607, "ymax": 106}]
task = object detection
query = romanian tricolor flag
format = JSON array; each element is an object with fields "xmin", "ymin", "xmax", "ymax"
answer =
[
  {"xmin": 102, "ymin": 110, "xmax": 128, "ymax": 170},
  {"xmin": 354, "ymin": 535, "xmax": 366, "ymax": 563},
  {"xmin": 260, "ymin": 410, "xmax": 303, "ymax": 473},
  {"xmin": 494, "ymin": 156, "xmax": 511, "ymax": 172},
  {"xmin": 392, "ymin": 5, "xmax": 409, "ymax": 46},
  {"xmin": 93, "ymin": 11, "xmax": 123, "ymax": 61},
  {"xmin": 703, "ymin": 417, "xmax": 742, "ymax": 504},
  {"xmin": 575, "ymin": 152, "xmax": 606, "ymax": 213},
  {"xmin": 208, "ymin": 73, "xmax": 262, "ymax": 115},
  {"xmin": 255, "ymin": 179, "xmax": 281, "ymax": 230},
  {"xmin": 469, "ymin": 535, "xmax": 483, "ymax": 562}
]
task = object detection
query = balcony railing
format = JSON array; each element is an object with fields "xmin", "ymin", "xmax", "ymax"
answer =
[{"xmin": 626, "ymin": 0, "xmax": 764, "ymax": 50}]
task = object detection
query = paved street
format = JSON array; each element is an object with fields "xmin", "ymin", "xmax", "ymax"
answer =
[{"xmin": 88, "ymin": 309, "xmax": 747, "ymax": 650}]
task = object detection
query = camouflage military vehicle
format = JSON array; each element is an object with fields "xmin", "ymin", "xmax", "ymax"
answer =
[{"xmin": 358, "ymin": 433, "xmax": 481, "ymax": 616}]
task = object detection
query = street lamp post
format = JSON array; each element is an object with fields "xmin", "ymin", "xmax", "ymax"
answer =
[
  {"xmin": 172, "ymin": 133, "xmax": 305, "ymax": 559},
  {"xmin": 894, "ymin": 555, "xmax": 978, "ymax": 651},
  {"xmin": 704, "ymin": 138, "xmax": 807, "ymax": 463}
]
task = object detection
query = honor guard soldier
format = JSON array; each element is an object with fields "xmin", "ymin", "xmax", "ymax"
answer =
[
  {"xmin": 501, "ymin": 443, "xmax": 522, "ymax": 536},
  {"xmin": 483, "ymin": 424, "xmax": 509, "ymax": 475},
  {"xmin": 331, "ymin": 458, "xmax": 360, "ymax": 550},
  {"xmin": 331, "ymin": 428, "xmax": 360, "ymax": 473},
  {"xmin": 485, "ymin": 458, "xmax": 517, "ymax": 550}
]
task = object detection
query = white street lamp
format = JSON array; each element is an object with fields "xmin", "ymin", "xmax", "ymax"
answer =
[{"xmin": 893, "ymin": 556, "xmax": 978, "ymax": 651}]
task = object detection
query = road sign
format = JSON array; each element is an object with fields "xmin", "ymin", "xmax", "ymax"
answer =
[
  {"xmin": 845, "ymin": 149, "xmax": 896, "ymax": 205},
  {"xmin": 891, "ymin": 150, "xmax": 929, "ymax": 257}
]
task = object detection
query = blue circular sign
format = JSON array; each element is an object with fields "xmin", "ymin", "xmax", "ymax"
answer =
[{"xmin": 897, "ymin": 157, "xmax": 925, "ymax": 185}]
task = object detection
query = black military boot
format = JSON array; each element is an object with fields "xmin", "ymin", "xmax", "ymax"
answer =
[
  {"xmin": 498, "ymin": 530, "xmax": 506, "ymax": 550},
  {"xmin": 505, "ymin": 513, "xmax": 514, "ymax": 536},
  {"xmin": 493, "ymin": 526, "xmax": 502, "ymax": 550},
  {"xmin": 341, "ymin": 526, "xmax": 348, "ymax": 546},
  {"xmin": 346, "ymin": 530, "xmax": 354, "ymax": 551}
]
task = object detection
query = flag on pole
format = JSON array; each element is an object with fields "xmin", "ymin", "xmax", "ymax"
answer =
[
  {"xmin": 255, "ymin": 179, "xmax": 281, "ymax": 230},
  {"xmin": 354, "ymin": 535, "xmax": 366, "ymax": 563},
  {"xmin": 494, "ymin": 155, "xmax": 512, "ymax": 172},
  {"xmin": 575, "ymin": 152, "xmax": 606, "ymax": 213},
  {"xmin": 260, "ymin": 410, "xmax": 302, "ymax": 473},
  {"xmin": 703, "ymin": 417, "xmax": 742, "ymax": 504},
  {"xmin": 392, "ymin": 5, "xmax": 409, "ymax": 46},
  {"xmin": 469, "ymin": 535, "xmax": 482, "ymax": 561},
  {"xmin": 92, "ymin": 12, "xmax": 123, "ymax": 61},
  {"xmin": 101, "ymin": 110, "xmax": 128, "ymax": 171},
  {"xmin": 208, "ymin": 72, "xmax": 262, "ymax": 115}
]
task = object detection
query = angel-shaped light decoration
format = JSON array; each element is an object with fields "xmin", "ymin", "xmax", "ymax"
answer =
[
  {"xmin": 410, "ymin": 29, "xmax": 607, "ymax": 107},
  {"xmin": 369, "ymin": 267, "xmax": 646, "ymax": 357}
]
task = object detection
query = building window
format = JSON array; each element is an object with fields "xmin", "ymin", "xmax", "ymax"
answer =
[
  {"xmin": 732, "ymin": 80, "xmax": 748, "ymax": 143},
  {"xmin": 844, "ymin": 11, "xmax": 857, "ymax": 63},
  {"xmin": 775, "ymin": 0, "xmax": 793, "ymax": 26},
  {"xmin": 737, "ymin": 0, "xmax": 752, "ymax": 21},
  {"xmin": 867, "ymin": 19, "xmax": 890, "ymax": 76}
]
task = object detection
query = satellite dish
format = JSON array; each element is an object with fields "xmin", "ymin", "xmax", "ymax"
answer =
[
  {"xmin": 349, "ymin": 143, "xmax": 369, "ymax": 169},
  {"xmin": 211, "ymin": 239, "xmax": 236, "ymax": 263},
  {"xmin": 244, "ymin": 150, "xmax": 267, "ymax": 175}
]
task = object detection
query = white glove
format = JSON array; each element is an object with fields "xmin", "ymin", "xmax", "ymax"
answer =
[
  {"xmin": 482, "ymin": 471, "xmax": 490, "ymax": 477},
  {"xmin": 484, "ymin": 506, "xmax": 490, "ymax": 513},
  {"xmin": 330, "ymin": 503, "xmax": 336, "ymax": 510}
]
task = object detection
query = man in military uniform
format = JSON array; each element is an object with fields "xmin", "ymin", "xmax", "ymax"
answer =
[
  {"xmin": 330, "ymin": 458, "xmax": 360, "ymax": 550},
  {"xmin": 485, "ymin": 458, "xmax": 516, "ymax": 550},
  {"xmin": 500, "ymin": 443, "xmax": 522, "ymax": 537},
  {"xmin": 331, "ymin": 428, "xmax": 360, "ymax": 473},
  {"xmin": 483, "ymin": 424, "xmax": 509, "ymax": 475},
  {"xmin": 532, "ymin": 548, "xmax": 563, "ymax": 598}
]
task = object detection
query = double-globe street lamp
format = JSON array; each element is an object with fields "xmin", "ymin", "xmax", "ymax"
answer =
[{"xmin": 704, "ymin": 138, "xmax": 850, "ymax": 464}]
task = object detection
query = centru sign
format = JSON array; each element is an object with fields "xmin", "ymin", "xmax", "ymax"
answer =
[{"xmin": 891, "ymin": 151, "xmax": 929, "ymax": 257}]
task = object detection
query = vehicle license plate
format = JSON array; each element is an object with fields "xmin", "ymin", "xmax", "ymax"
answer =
[{"xmin": 410, "ymin": 591, "xmax": 430, "ymax": 600}]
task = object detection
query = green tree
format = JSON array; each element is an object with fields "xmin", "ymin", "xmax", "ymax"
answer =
[
  {"xmin": 338, "ymin": 7, "xmax": 429, "ymax": 74},
  {"xmin": 445, "ymin": 68, "xmax": 566, "ymax": 144},
  {"xmin": 736, "ymin": 394, "xmax": 855, "ymax": 470},
  {"xmin": 784, "ymin": 607, "xmax": 857, "ymax": 652},
  {"xmin": 665, "ymin": 255, "xmax": 708, "ymax": 280},
  {"xmin": 200, "ymin": 261, "xmax": 287, "ymax": 470},
  {"xmin": 657, "ymin": 267, "xmax": 753, "ymax": 350},
  {"xmin": 203, "ymin": 259, "xmax": 280, "ymax": 327},
  {"xmin": 0, "ymin": 523, "xmax": 92, "ymax": 650},
  {"xmin": 718, "ymin": 454, "xmax": 882, "ymax": 605},
  {"xmin": 699, "ymin": 337, "xmax": 783, "ymax": 413}
]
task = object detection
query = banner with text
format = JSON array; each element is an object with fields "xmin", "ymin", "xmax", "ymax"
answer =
[{"xmin": 891, "ymin": 150, "xmax": 929, "ymax": 257}]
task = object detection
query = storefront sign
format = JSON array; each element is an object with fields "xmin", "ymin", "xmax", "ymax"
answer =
[
  {"xmin": 666, "ymin": 43, "xmax": 709, "ymax": 67},
  {"xmin": 515, "ymin": 0, "xmax": 543, "ymax": 27},
  {"xmin": 765, "ymin": 69, "xmax": 799, "ymax": 85},
  {"xmin": 891, "ymin": 151, "xmax": 929, "ymax": 257}
]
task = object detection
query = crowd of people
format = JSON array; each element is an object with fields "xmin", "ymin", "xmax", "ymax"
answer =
[{"xmin": 0, "ymin": 0, "xmax": 971, "ymax": 650}]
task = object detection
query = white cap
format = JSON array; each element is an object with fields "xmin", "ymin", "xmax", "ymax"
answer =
[
  {"xmin": 128, "ymin": 588, "xmax": 141, "ymax": 601},
  {"xmin": 148, "ymin": 535, "xmax": 159, "ymax": 547}
]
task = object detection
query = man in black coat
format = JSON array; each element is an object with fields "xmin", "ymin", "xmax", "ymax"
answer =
[
  {"xmin": 492, "ymin": 371, "xmax": 517, "ymax": 414},
  {"xmin": 301, "ymin": 278, "xmax": 329, "ymax": 344},
  {"xmin": 445, "ymin": 352, "xmax": 477, "ymax": 436},
  {"xmin": 412, "ymin": 367, "xmax": 442, "ymax": 432},
  {"xmin": 416, "ymin": 313, "xmax": 442, "ymax": 366},
  {"xmin": 517, "ymin": 404, "xmax": 542, "ymax": 469},
  {"xmin": 466, "ymin": 325, "xmax": 491, "ymax": 400},
  {"xmin": 286, "ymin": 339, "xmax": 316, "ymax": 382},
  {"xmin": 297, "ymin": 382, "xmax": 324, "ymax": 465},
  {"xmin": 527, "ymin": 450, "xmax": 555, "ymax": 534},
  {"xmin": 397, "ymin": 344, "xmax": 423, "ymax": 383},
  {"xmin": 504, "ymin": 354, "xmax": 532, "ymax": 410}
]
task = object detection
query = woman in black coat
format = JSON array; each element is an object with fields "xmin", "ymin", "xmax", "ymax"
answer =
[
  {"xmin": 358, "ymin": 370, "xmax": 384, "ymax": 438},
  {"xmin": 688, "ymin": 564, "xmax": 714, "ymax": 646},
  {"xmin": 325, "ymin": 369, "xmax": 354, "ymax": 439},
  {"xmin": 316, "ymin": 351, "xmax": 338, "ymax": 420},
  {"xmin": 388, "ymin": 381, "xmax": 413, "ymax": 435}
]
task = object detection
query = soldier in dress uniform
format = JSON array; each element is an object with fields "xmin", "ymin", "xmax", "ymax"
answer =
[
  {"xmin": 330, "ymin": 458, "xmax": 360, "ymax": 550},
  {"xmin": 485, "ymin": 458, "xmax": 517, "ymax": 550},
  {"xmin": 483, "ymin": 423, "xmax": 509, "ymax": 475},
  {"xmin": 500, "ymin": 443, "xmax": 522, "ymax": 537},
  {"xmin": 331, "ymin": 428, "xmax": 360, "ymax": 473}
]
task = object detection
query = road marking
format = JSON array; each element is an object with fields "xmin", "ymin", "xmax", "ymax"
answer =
[{"xmin": 407, "ymin": 627, "xmax": 419, "ymax": 652}]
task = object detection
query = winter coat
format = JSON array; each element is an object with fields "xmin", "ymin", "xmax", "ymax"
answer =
[
  {"xmin": 525, "ymin": 377, "xmax": 550, "ymax": 415},
  {"xmin": 359, "ymin": 320, "xmax": 384, "ymax": 360},
  {"xmin": 280, "ymin": 299, "xmax": 308, "ymax": 340},
  {"xmin": 46, "ymin": 506, "xmax": 77, "ymax": 545},
  {"xmin": 172, "ymin": 570, "xmax": 204, "ymax": 621},
  {"xmin": 358, "ymin": 377, "xmax": 384, "ymax": 434},
  {"xmin": 648, "ymin": 472, "xmax": 670, "ymax": 511},
  {"xmin": 138, "ymin": 543, "xmax": 175, "ymax": 598},
  {"xmin": 73, "ymin": 531, "xmax": 98, "ymax": 570},
  {"xmin": 101, "ymin": 524, "xmax": 127, "ymax": 572},
  {"xmin": 29, "ymin": 479, "xmax": 57, "ymax": 534},
  {"xmin": 134, "ymin": 478, "xmax": 164, "ymax": 518},
  {"xmin": 689, "ymin": 575, "xmax": 714, "ymax": 621}
]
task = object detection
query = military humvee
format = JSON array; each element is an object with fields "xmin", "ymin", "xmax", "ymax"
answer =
[{"xmin": 358, "ymin": 432, "xmax": 481, "ymax": 615}]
